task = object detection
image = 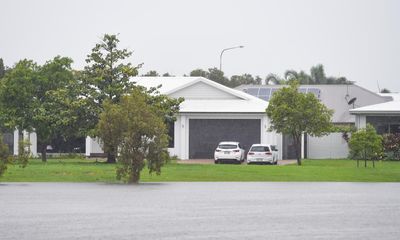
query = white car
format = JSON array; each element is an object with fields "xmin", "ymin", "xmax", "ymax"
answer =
[
  {"xmin": 247, "ymin": 144, "xmax": 278, "ymax": 165},
  {"xmin": 214, "ymin": 141, "xmax": 245, "ymax": 164}
]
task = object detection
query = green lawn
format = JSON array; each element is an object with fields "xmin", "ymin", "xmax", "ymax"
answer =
[{"xmin": 1, "ymin": 158, "xmax": 400, "ymax": 182}]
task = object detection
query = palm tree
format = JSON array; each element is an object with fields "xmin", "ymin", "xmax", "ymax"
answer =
[{"xmin": 266, "ymin": 64, "xmax": 350, "ymax": 85}]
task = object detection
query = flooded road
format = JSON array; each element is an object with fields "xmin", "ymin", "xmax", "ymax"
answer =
[{"xmin": 1, "ymin": 182, "xmax": 399, "ymax": 239}]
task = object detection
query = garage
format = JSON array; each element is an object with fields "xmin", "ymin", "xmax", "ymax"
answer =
[{"xmin": 189, "ymin": 119, "xmax": 261, "ymax": 159}]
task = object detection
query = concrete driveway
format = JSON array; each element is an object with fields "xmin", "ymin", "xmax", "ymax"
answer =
[
  {"xmin": 177, "ymin": 159, "xmax": 297, "ymax": 165},
  {"xmin": 1, "ymin": 182, "xmax": 400, "ymax": 240}
]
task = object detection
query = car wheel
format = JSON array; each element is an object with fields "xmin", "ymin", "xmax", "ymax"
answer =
[{"xmin": 214, "ymin": 160, "xmax": 219, "ymax": 164}]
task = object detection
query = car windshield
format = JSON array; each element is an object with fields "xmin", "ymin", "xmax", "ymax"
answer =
[
  {"xmin": 250, "ymin": 146, "xmax": 270, "ymax": 152},
  {"xmin": 218, "ymin": 144, "xmax": 237, "ymax": 149}
]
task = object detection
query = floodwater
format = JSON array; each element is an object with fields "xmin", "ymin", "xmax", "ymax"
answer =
[{"xmin": 1, "ymin": 182, "xmax": 399, "ymax": 239}]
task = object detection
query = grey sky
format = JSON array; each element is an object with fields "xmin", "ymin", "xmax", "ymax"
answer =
[{"xmin": 1, "ymin": 0, "xmax": 399, "ymax": 92}]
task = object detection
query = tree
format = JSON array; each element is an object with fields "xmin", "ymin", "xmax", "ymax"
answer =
[
  {"xmin": 230, "ymin": 74, "xmax": 260, "ymax": 87},
  {"xmin": 190, "ymin": 68, "xmax": 208, "ymax": 78},
  {"xmin": 0, "ymin": 59, "xmax": 38, "ymax": 134},
  {"xmin": 162, "ymin": 72, "xmax": 173, "ymax": 77},
  {"xmin": 190, "ymin": 68, "xmax": 230, "ymax": 86},
  {"xmin": 380, "ymin": 88, "xmax": 391, "ymax": 93},
  {"xmin": 83, "ymin": 34, "xmax": 141, "ymax": 163},
  {"xmin": 266, "ymin": 81, "xmax": 333, "ymax": 165},
  {"xmin": 349, "ymin": 124, "xmax": 383, "ymax": 167},
  {"xmin": 97, "ymin": 89, "xmax": 169, "ymax": 183},
  {"xmin": 142, "ymin": 70, "xmax": 160, "ymax": 76},
  {"xmin": 0, "ymin": 134, "xmax": 10, "ymax": 177},
  {"xmin": 33, "ymin": 57, "xmax": 86, "ymax": 162},
  {"xmin": 0, "ymin": 58, "xmax": 5, "ymax": 79},
  {"xmin": 265, "ymin": 73, "xmax": 283, "ymax": 85},
  {"xmin": 0, "ymin": 57, "xmax": 86, "ymax": 162},
  {"xmin": 267, "ymin": 64, "xmax": 350, "ymax": 85}
]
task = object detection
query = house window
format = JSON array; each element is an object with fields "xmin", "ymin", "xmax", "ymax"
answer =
[
  {"xmin": 168, "ymin": 121, "xmax": 174, "ymax": 148},
  {"xmin": 366, "ymin": 116, "xmax": 400, "ymax": 134}
]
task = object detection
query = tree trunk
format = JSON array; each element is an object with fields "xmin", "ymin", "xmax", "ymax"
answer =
[
  {"xmin": 106, "ymin": 152, "xmax": 116, "ymax": 163},
  {"xmin": 41, "ymin": 145, "xmax": 47, "ymax": 162},
  {"xmin": 293, "ymin": 134, "xmax": 302, "ymax": 166}
]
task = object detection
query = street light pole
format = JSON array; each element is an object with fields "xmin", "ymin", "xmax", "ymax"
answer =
[{"xmin": 219, "ymin": 45, "xmax": 244, "ymax": 72}]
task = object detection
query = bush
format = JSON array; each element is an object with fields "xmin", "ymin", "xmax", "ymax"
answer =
[
  {"xmin": 382, "ymin": 133, "xmax": 400, "ymax": 160},
  {"xmin": 348, "ymin": 124, "xmax": 383, "ymax": 167}
]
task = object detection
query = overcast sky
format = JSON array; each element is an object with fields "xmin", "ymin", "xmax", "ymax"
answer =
[{"xmin": 1, "ymin": 0, "xmax": 399, "ymax": 92}]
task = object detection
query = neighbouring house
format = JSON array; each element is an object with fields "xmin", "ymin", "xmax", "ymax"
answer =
[
  {"xmin": 235, "ymin": 84, "xmax": 393, "ymax": 159},
  {"xmin": 350, "ymin": 100, "xmax": 400, "ymax": 133},
  {"xmin": 1, "ymin": 130, "xmax": 37, "ymax": 156},
  {"xmin": 86, "ymin": 77, "xmax": 281, "ymax": 160}
]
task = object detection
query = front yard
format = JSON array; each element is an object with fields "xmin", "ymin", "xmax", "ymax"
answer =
[{"xmin": 1, "ymin": 158, "xmax": 400, "ymax": 182}]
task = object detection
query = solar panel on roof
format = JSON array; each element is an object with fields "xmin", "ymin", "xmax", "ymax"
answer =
[
  {"xmin": 259, "ymin": 96, "xmax": 269, "ymax": 101},
  {"xmin": 258, "ymin": 88, "xmax": 271, "ymax": 96},
  {"xmin": 245, "ymin": 88, "xmax": 260, "ymax": 96}
]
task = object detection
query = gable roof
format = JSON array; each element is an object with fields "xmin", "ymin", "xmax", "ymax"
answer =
[
  {"xmin": 133, "ymin": 77, "xmax": 268, "ymax": 113},
  {"xmin": 350, "ymin": 101, "xmax": 400, "ymax": 115},
  {"xmin": 133, "ymin": 77, "xmax": 249, "ymax": 100}
]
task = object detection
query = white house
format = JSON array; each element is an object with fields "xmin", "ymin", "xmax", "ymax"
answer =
[
  {"xmin": 235, "ymin": 84, "xmax": 392, "ymax": 159},
  {"xmin": 350, "ymin": 100, "xmax": 400, "ymax": 133},
  {"xmin": 86, "ymin": 77, "xmax": 282, "ymax": 160}
]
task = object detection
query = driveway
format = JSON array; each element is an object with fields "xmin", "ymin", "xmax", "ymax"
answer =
[
  {"xmin": 177, "ymin": 159, "xmax": 297, "ymax": 165},
  {"xmin": 1, "ymin": 182, "xmax": 400, "ymax": 240}
]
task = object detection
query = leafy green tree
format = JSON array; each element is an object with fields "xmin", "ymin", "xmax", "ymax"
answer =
[
  {"xmin": 83, "ymin": 34, "xmax": 142, "ymax": 163},
  {"xmin": 142, "ymin": 70, "xmax": 160, "ymax": 76},
  {"xmin": 349, "ymin": 124, "xmax": 383, "ymax": 167},
  {"xmin": 190, "ymin": 68, "xmax": 230, "ymax": 86},
  {"xmin": 98, "ymin": 89, "xmax": 169, "ymax": 183},
  {"xmin": 33, "ymin": 57, "xmax": 86, "ymax": 162},
  {"xmin": 266, "ymin": 81, "xmax": 333, "ymax": 165},
  {"xmin": 230, "ymin": 74, "xmax": 261, "ymax": 87},
  {"xmin": 0, "ymin": 59, "xmax": 38, "ymax": 133},
  {"xmin": 190, "ymin": 68, "xmax": 208, "ymax": 78},
  {"xmin": 0, "ymin": 57, "xmax": 86, "ymax": 162}
]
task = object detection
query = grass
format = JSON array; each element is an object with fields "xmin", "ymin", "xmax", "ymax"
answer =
[{"xmin": 1, "ymin": 158, "xmax": 400, "ymax": 183}]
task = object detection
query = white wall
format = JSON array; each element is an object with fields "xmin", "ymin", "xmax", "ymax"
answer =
[
  {"xmin": 85, "ymin": 137, "xmax": 103, "ymax": 156},
  {"xmin": 355, "ymin": 115, "xmax": 367, "ymax": 129},
  {"xmin": 307, "ymin": 133, "xmax": 349, "ymax": 159},
  {"xmin": 170, "ymin": 82, "xmax": 238, "ymax": 100},
  {"xmin": 12, "ymin": 130, "xmax": 38, "ymax": 157}
]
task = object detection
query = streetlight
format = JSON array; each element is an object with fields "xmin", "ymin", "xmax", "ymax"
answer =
[{"xmin": 219, "ymin": 45, "xmax": 244, "ymax": 72}]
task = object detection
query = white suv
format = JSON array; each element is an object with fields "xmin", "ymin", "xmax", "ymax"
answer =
[
  {"xmin": 247, "ymin": 144, "xmax": 278, "ymax": 165},
  {"xmin": 214, "ymin": 141, "xmax": 245, "ymax": 164}
]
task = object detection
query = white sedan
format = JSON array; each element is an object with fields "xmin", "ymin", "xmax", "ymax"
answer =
[
  {"xmin": 247, "ymin": 144, "xmax": 278, "ymax": 165},
  {"xmin": 214, "ymin": 141, "xmax": 245, "ymax": 164}
]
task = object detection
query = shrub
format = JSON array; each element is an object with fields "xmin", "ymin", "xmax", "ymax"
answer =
[
  {"xmin": 382, "ymin": 133, "xmax": 400, "ymax": 160},
  {"xmin": 348, "ymin": 124, "xmax": 383, "ymax": 167}
]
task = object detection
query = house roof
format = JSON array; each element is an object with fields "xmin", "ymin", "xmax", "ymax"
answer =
[
  {"xmin": 133, "ymin": 77, "xmax": 268, "ymax": 113},
  {"xmin": 350, "ymin": 101, "xmax": 400, "ymax": 115},
  {"xmin": 235, "ymin": 84, "xmax": 391, "ymax": 123},
  {"xmin": 378, "ymin": 92, "xmax": 400, "ymax": 101}
]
